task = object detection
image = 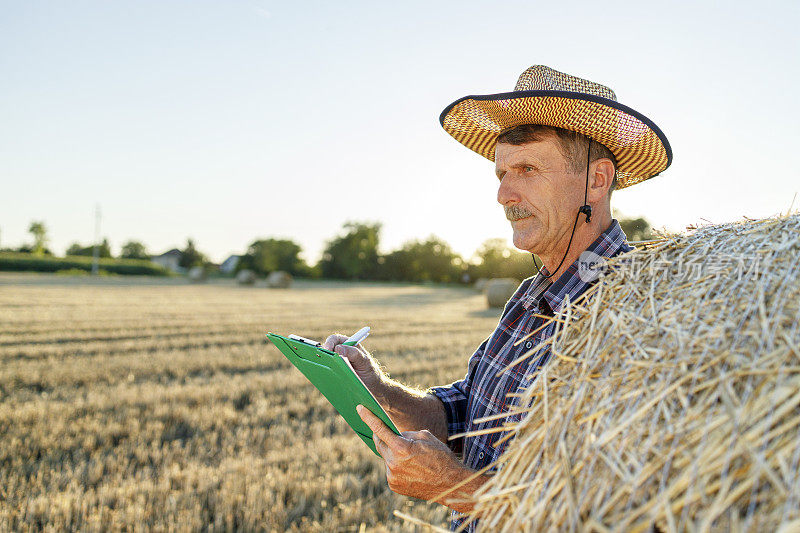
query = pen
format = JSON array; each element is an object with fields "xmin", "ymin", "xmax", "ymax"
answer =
[{"xmin": 343, "ymin": 326, "xmax": 370, "ymax": 346}]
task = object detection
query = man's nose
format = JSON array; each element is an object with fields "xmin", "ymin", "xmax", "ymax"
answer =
[{"xmin": 497, "ymin": 175, "xmax": 520, "ymax": 206}]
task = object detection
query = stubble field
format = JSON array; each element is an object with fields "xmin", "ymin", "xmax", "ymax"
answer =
[{"xmin": 0, "ymin": 273, "xmax": 500, "ymax": 531}]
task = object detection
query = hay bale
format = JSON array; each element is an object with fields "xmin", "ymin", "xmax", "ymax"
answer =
[
  {"xmin": 447, "ymin": 214, "xmax": 800, "ymax": 531},
  {"xmin": 236, "ymin": 269, "xmax": 257, "ymax": 286},
  {"xmin": 187, "ymin": 266, "xmax": 206, "ymax": 283},
  {"xmin": 474, "ymin": 278, "xmax": 489, "ymax": 292},
  {"xmin": 266, "ymin": 271, "xmax": 292, "ymax": 289},
  {"xmin": 485, "ymin": 278, "xmax": 519, "ymax": 308}
]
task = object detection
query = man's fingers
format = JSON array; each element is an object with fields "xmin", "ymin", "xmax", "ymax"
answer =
[
  {"xmin": 371, "ymin": 424, "xmax": 397, "ymax": 465},
  {"xmin": 403, "ymin": 429, "xmax": 438, "ymax": 443},
  {"xmin": 357, "ymin": 405, "xmax": 402, "ymax": 447},
  {"xmin": 322, "ymin": 333, "xmax": 348, "ymax": 351},
  {"xmin": 402, "ymin": 430, "xmax": 428, "ymax": 441},
  {"xmin": 334, "ymin": 345, "xmax": 373, "ymax": 375},
  {"xmin": 373, "ymin": 432, "xmax": 393, "ymax": 462}
]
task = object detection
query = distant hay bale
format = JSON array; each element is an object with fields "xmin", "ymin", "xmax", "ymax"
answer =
[
  {"xmin": 446, "ymin": 214, "xmax": 800, "ymax": 532},
  {"xmin": 236, "ymin": 269, "xmax": 257, "ymax": 286},
  {"xmin": 266, "ymin": 271, "xmax": 292, "ymax": 289},
  {"xmin": 486, "ymin": 278, "xmax": 520, "ymax": 308},
  {"xmin": 474, "ymin": 278, "xmax": 489, "ymax": 292},
  {"xmin": 187, "ymin": 266, "xmax": 206, "ymax": 283}
]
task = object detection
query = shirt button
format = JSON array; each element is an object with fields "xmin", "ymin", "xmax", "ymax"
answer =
[
  {"xmin": 525, "ymin": 341, "xmax": 533, "ymax": 349},
  {"xmin": 478, "ymin": 452, "xmax": 484, "ymax": 459}
]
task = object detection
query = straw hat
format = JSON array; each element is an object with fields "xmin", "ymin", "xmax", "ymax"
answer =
[{"xmin": 439, "ymin": 65, "xmax": 673, "ymax": 189}]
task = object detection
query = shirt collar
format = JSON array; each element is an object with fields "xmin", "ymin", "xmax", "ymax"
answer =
[{"xmin": 524, "ymin": 218, "xmax": 632, "ymax": 315}]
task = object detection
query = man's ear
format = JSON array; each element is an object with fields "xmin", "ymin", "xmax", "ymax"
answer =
[{"xmin": 588, "ymin": 158, "xmax": 615, "ymax": 201}]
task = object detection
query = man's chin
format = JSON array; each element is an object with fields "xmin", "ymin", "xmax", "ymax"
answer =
[{"xmin": 511, "ymin": 229, "xmax": 539, "ymax": 253}]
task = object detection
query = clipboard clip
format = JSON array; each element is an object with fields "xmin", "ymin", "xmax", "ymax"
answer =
[{"xmin": 288, "ymin": 334, "xmax": 321, "ymax": 347}]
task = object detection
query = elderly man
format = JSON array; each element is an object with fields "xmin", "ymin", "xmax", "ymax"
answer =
[{"xmin": 323, "ymin": 65, "xmax": 671, "ymax": 530}]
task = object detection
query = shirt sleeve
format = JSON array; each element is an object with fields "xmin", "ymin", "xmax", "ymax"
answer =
[
  {"xmin": 428, "ymin": 336, "xmax": 489, "ymax": 456},
  {"xmin": 427, "ymin": 276, "xmax": 532, "ymax": 456}
]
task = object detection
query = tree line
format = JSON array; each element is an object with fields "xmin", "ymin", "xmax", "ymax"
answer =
[
  {"xmin": 238, "ymin": 215, "xmax": 653, "ymax": 283},
  {"xmin": 2, "ymin": 214, "xmax": 654, "ymax": 283}
]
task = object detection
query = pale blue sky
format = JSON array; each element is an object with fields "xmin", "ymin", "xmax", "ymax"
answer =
[{"xmin": 2, "ymin": 1, "xmax": 798, "ymax": 263}]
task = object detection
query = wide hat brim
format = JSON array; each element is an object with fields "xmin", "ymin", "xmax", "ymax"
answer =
[{"xmin": 440, "ymin": 89, "xmax": 673, "ymax": 189}]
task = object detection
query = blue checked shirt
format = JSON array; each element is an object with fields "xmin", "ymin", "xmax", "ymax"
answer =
[{"xmin": 429, "ymin": 219, "xmax": 633, "ymax": 531}]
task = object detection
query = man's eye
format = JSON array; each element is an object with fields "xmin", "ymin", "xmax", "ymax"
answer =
[{"xmin": 524, "ymin": 166, "xmax": 534, "ymax": 172}]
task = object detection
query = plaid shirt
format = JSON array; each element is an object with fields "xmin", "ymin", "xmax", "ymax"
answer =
[{"xmin": 429, "ymin": 219, "xmax": 632, "ymax": 531}]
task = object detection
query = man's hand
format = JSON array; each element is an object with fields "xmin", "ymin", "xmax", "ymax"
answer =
[
  {"xmin": 323, "ymin": 334, "xmax": 449, "ymax": 439},
  {"xmin": 357, "ymin": 404, "xmax": 480, "ymax": 510},
  {"xmin": 322, "ymin": 334, "xmax": 385, "ymax": 393}
]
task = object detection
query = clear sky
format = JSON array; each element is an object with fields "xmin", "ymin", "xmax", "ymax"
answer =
[{"xmin": 2, "ymin": 1, "xmax": 798, "ymax": 263}]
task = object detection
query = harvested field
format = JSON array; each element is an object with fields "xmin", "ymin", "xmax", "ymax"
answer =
[{"xmin": 0, "ymin": 274, "xmax": 500, "ymax": 531}]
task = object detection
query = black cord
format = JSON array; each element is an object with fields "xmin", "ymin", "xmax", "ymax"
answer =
[{"xmin": 532, "ymin": 137, "xmax": 593, "ymax": 278}]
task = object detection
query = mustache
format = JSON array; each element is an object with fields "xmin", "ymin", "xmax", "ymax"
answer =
[{"xmin": 505, "ymin": 204, "xmax": 534, "ymax": 221}]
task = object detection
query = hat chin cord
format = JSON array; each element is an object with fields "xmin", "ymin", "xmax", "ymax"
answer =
[{"xmin": 532, "ymin": 139, "xmax": 593, "ymax": 279}]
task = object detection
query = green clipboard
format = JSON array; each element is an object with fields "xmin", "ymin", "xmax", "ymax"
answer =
[{"xmin": 266, "ymin": 332, "xmax": 400, "ymax": 456}]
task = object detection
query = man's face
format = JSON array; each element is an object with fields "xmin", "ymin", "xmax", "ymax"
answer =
[{"xmin": 495, "ymin": 136, "xmax": 583, "ymax": 255}]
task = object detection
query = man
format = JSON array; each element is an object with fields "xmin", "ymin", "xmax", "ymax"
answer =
[{"xmin": 323, "ymin": 65, "xmax": 672, "ymax": 530}]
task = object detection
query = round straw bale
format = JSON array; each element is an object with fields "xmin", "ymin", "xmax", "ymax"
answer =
[
  {"xmin": 474, "ymin": 278, "xmax": 489, "ymax": 292},
  {"xmin": 236, "ymin": 269, "xmax": 256, "ymax": 286},
  {"xmin": 452, "ymin": 213, "xmax": 800, "ymax": 532},
  {"xmin": 266, "ymin": 271, "xmax": 292, "ymax": 289},
  {"xmin": 187, "ymin": 266, "xmax": 206, "ymax": 283},
  {"xmin": 485, "ymin": 278, "xmax": 519, "ymax": 308}
]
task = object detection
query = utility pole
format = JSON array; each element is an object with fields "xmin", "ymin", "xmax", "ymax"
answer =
[{"xmin": 91, "ymin": 204, "xmax": 101, "ymax": 275}]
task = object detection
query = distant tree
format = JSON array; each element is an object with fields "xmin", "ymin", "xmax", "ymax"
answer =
[
  {"xmin": 66, "ymin": 243, "xmax": 83, "ymax": 256},
  {"xmin": 120, "ymin": 240, "xmax": 149, "ymax": 260},
  {"xmin": 178, "ymin": 239, "xmax": 207, "ymax": 269},
  {"xmin": 473, "ymin": 238, "xmax": 510, "ymax": 276},
  {"xmin": 378, "ymin": 249, "xmax": 411, "ymax": 281},
  {"xmin": 28, "ymin": 221, "xmax": 49, "ymax": 256},
  {"xmin": 66, "ymin": 239, "xmax": 112, "ymax": 258},
  {"xmin": 470, "ymin": 238, "xmax": 536, "ymax": 280},
  {"xmin": 239, "ymin": 238, "xmax": 310, "ymax": 277},
  {"xmin": 618, "ymin": 217, "xmax": 654, "ymax": 241},
  {"xmin": 380, "ymin": 236, "xmax": 463, "ymax": 283},
  {"xmin": 97, "ymin": 238, "xmax": 113, "ymax": 259},
  {"xmin": 318, "ymin": 221, "xmax": 382, "ymax": 280}
]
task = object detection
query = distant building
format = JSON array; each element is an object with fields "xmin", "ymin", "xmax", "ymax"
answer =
[
  {"xmin": 152, "ymin": 248, "xmax": 184, "ymax": 273},
  {"xmin": 220, "ymin": 255, "xmax": 241, "ymax": 274}
]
